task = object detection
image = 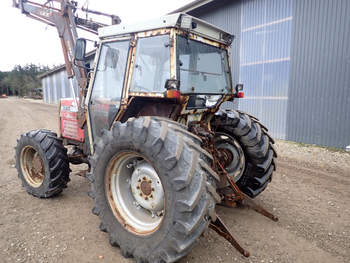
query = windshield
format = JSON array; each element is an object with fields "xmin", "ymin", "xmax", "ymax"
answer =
[{"xmin": 177, "ymin": 35, "xmax": 232, "ymax": 94}]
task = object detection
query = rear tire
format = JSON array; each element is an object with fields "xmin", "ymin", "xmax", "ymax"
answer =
[
  {"xmin": 88, "ymin": 117, "xmax": 220, "ymax": 263},
  {"xmin": 212, "ymin": 109, "xmax": 277, "ymax": 198},
  {"xmin": 15, "ymin": 129, "xmax": 70, "ymax": 198}
]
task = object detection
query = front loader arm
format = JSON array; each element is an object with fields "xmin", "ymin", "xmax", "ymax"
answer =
[{"xmin": 12, "ymin": 0, "xmax": 121, "ymax": 127}]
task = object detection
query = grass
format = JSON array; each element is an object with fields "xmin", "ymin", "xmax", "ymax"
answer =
[{"xmin": 276, "ymin": 139, "xmax": 350, "ymax": 154}]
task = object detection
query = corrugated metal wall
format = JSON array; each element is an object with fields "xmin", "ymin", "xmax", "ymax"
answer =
[
  {"xmin": 286, "ymin": 0, "xmax": 350, "ymax": 148},
  {"xmin": 239, "ymin": 0, "xmax": 292, "ymax": 139},
  {"xmin": 41, "ymin": 70, "xmax": 79, "ymax": 104},
  {"xmin": 190, "ymin": 0, "xmax": 350, "ymax": 148},
  {"xmin": 191, "ymin": 0, "xmax": 293, "ymax": 139},
  {"xmin": 41, "ymin": 69, "xmax": 81, "ymax": 104}
]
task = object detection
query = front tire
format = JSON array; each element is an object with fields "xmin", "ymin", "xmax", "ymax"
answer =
[
  {"xmin": 15, "ymin": 129, "xmax": 70, "ymax": 198},
  {"xmin": 88, "ymin": 117, "xmax": 220, "ymax": 263}
]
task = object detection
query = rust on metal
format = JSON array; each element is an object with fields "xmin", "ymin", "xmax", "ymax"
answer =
[
  {"xmin": 209, "ymin": 215, "xmax": 250, "ymax": 257},
  {"xmin": 189, "ymin": 120, "xmax": 278, "ymax": 256},
  {"xmin": 81, "ymin": 6, "xmax": 121, "ymax": 25},
  {"xmin": 240, "ymin": 196, "xmax": 279, "ymax": 222},
  {"xmin": 175, "ymin": 28, "xmax": 227, "ymax": 49},
  {"xmin": 119, "ymin": 98, "xmax": 180, "ymax": 122},
  {"xmin": 20, "ymin": 146, "xmax": 45, "ymax": 188},
  {"xmin": 60, "ymin": 37, "xmax": 74, "ymax": 78},
  {"xmin": 140, "ymin": 181, "xmax": 152, "ymax": 196},
  {"xmin": 169, "ymin": 28, "xmax": 177, "ymax": 79},
  {"xmin": 137, "ymin": 28, "xmax": 171, "ymax": 38},
  {"xmin": 128, "ymin": 92, "xmax": 164, "ymax": 98},
  {"xmin": 32, "ymin": 152, "xmax": 44, "ymax": 174},
  {"xmin": 216, "ymin": 148, "xmax": 234, "ymax": 168}
]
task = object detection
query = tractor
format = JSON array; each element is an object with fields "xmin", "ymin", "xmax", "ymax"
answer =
[{"xmin": 13, "ymin": 1, "xmax": 277, "ymax": 262}]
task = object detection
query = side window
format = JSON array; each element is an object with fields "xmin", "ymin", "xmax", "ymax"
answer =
[
  {"xmin": 130, "ymin": 35, "xmax": 170, "ymax": 93},
  {"xmin": 89, "ymin": 40, "xmax": 129, "ymax": 142}
]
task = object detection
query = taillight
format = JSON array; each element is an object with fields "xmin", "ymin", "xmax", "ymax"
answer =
[
  {"xmin": 166, "ymin": 89, "xmax": 181, "ymax": 99},
  {"xmin": 237, "ymin": 91, "xmax": 244, "ymax": 98}
]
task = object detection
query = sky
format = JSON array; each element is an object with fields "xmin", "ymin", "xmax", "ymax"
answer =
[{"xmin": 0, "ymin": 0, "xmax": 192, "ymax": 71}]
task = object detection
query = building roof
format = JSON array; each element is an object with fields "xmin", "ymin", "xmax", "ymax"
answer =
[
  {"xmin": 169, "ymin": 0, "xmax": 215, "ymax": 14},
  {"xmin": 38, "ymin": 50, "xmax": 96, "ymax": 79},
  {"xmin": 38, "ymin": 64, "xmax": 66, "ymax": 79}
]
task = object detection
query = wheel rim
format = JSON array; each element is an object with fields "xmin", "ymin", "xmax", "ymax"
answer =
[
  {"xmin": 20, "ymin": 146, "xmax": 44, "ymax": 188},
  {"xmin": 105, "ymin": 152, "xmax": 165, "ymax": 236},
  {"xmin": 214, "ymin": 133, "xmax": 245, "ymax": 182}
]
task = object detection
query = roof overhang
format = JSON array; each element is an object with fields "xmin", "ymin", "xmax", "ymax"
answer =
[{"xmin": 169, "ymin": 0, "xmax": 215, "ymax": 14}]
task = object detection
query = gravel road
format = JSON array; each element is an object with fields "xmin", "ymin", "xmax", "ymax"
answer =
[{"xmin": 0, "ymin": 97, "xmax": 349, "ymax": 263}]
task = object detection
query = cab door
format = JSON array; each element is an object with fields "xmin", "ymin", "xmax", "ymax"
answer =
[{"xmin": 87, "ymin": 39, "xmax": 130, "ymax": 146}]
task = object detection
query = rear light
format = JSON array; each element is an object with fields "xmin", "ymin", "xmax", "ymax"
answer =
[
  {"xmin": 166, "ymin": 89, "xmax": 181, "ymax": 99},
  {"xmin": 165, "ymin": 79, "xmax": 180, "ymax": 99},
  {"xmin": 237, "ymin": 91, "xmax": 244, "ymax": 98}
]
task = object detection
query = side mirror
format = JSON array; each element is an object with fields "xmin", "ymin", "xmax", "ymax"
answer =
[
  {"xmin": 234, "ymin": 84, "xmax": 244, "ymax": 98},
  {"xmin": 105, "ymin": 46, "xmax": 119, "ymax": 69},
  {"xmin": 235, "ymin": 84, "xmax": 243, "ymax": 93},
  {"xmin": 74, "ymin": 38, "xmax": 87, "ymax": 61}
]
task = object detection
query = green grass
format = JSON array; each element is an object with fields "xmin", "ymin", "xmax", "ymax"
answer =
[{"xmin": 276, "ymin": 139, "xmax": 350, "ymax": 154}]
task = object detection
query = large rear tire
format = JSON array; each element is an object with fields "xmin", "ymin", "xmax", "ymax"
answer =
[
  {"xmin": 88, "ymin": 117, "xmax": 220, "ymax": 263},
  {"xmin": 15, "ymin": 129, "xmax": 70, "ymax": 198},
  {"xmin": 212, "ymin": 109, "xmax": 277, "ymax": 198}
]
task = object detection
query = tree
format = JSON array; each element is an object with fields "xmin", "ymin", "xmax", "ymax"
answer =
[{"xmin": 0, "ymin": 64, "xmax": 50, "ymax": 96}]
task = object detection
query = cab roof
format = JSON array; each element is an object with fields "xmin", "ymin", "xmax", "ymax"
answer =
[{"xmin": 98, "ymin": 13, "xmax": 233, "ymax": 45}]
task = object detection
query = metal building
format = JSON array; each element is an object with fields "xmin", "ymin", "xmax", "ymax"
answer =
[
  {"xmin": 39, "ymin": 52, "xmax": 95, "ymax": 104},
  {"xmin": 39, "ymin": 65, "xmax": 78, "ymax": 104},
  {"xmin": 173, "ymin": 0, "xmax": 350, "ymax": 149}
]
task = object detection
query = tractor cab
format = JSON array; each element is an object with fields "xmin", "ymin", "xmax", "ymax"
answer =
[{"xmin": 78, "ymin": 13, "xmax": 235, "ymax": 150}]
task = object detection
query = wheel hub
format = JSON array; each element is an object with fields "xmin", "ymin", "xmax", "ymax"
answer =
[
  {"xmin": 140, "ymin": 180, "xmax": 152, "ymax": 196},
  {"xmin": 131, "ymin": 162, "xmax": 164, "ymax": 212},
  {"xmin": 217, "ymin": 148, "xmax": 234, "ymax": 168},
  {"xmin": 106, "ymin": 152, "xmax": 165, "ymax": 235},
  {"xmin": 20, "ymin": 146, "xmax": 44, "ymax": 188},
  {"xmin": 214, "ymin": 134, "xmax": 245, "ymax": 183},
  {"xmin": 32, "ymin": 152, "xmax": 44, "ymax": 174}
]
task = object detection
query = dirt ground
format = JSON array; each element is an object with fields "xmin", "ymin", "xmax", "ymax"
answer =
[{"xmin": 0, "ymin": 97, "xmax": 349, "ymax": 263}]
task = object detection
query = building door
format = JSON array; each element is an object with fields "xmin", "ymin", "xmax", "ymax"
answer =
[{"xmin": 239, "ymin": 0, "xmax": 293, "ymax": 139}]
